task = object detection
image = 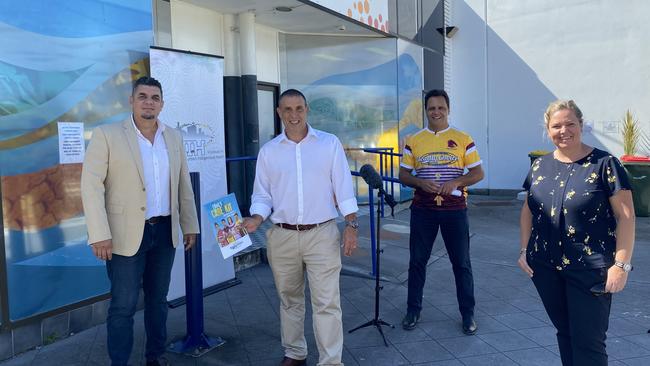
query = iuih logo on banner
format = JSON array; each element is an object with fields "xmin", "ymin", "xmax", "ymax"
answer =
[
  {"xmin": 419, "ymin": 152, "xmax": 458, "ymax": 166},
  {"xmin": 176, "ymin": 122, "xmax": 219, "ymax": 161}
]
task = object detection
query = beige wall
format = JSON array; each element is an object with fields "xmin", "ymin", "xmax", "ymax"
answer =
[{"xmin": 167, "ymin": 0, "xmax": 280, "ymax": 84}]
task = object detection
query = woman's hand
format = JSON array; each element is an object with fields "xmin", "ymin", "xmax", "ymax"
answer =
[
  {"xmin": 605, "ymin": 265, "xmax": 628, "ymax": 293},
  {"xmin": 517, "ymin": 250, "xmax": 534, "ymax": 277}
]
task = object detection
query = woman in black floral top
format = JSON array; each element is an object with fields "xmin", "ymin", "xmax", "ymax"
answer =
[{"xmin": 519, "ymin": 100, "xmax": 636, "ymax": 366}]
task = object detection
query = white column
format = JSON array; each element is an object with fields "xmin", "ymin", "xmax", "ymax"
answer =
[
  {"xmin": 238, "ymin": 11, "xmax": 257, "ymax": 76},
  {"xmin": 223, "ymin": 14, "xmax": 240, "ymax": 77}
]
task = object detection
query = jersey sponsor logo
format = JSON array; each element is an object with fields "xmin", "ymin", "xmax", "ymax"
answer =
[{"xmin": 418, "ymin": 152, "xmax": 458, "ymax": 166}]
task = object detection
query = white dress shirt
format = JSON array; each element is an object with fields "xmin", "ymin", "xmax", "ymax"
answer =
[
  {"xmin": 250, "ymin": 125, "xmax": 358, "ymax": 224},
  {"xmin": 132, "ymin": 117, "xmax": 170, "ymax": 219}
]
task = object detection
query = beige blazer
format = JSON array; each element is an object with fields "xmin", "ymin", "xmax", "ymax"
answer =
[{"xmin": 81, "ymin": 118, "xmax": 199, "ymax": 256}]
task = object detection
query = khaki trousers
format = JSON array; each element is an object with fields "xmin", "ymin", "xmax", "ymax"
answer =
[{"xmin": 266, "ymin": 220, "xmax": 343, "ymax": 366}]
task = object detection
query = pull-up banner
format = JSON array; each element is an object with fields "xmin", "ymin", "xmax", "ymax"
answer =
[{"xmin": 149, "ymin": 46, "xmax": 233, "ymax": 301}]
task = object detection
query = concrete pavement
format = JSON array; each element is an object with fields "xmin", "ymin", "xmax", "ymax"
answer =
[{"xmin": 2, "ymin": 195, "xmax": 649, "ymax": 365}]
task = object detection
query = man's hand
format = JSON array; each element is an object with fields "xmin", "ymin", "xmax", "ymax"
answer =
[
  {"xmin": 418, "ymin": 179, "xmax": 440, "ymax": 194},
  {"xmin": 439, "ymin": 180, "xmax": 459, "ymax": 195},
  {"xmin": 91, "ymin": 239, "xmax": 113, "ymax": 261},
  {"xmin": 184, "ymin": 233, "xmax": 196, "ymax": 251},
  {"xmin": 342, "ymin": 226, "xmax": 358, "ymax": 257},
  {"xmin": 243, "ymin": 215, "xmax": 264, "ymax": 233},
  {"xmin": 605, "ymin": 265, "xmax": 628, "ymax": 293}
]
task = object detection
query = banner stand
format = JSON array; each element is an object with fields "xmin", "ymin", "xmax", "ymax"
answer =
[{"xmin": 169, "ymin": 172, "xmax": 225, "ymax": 357}]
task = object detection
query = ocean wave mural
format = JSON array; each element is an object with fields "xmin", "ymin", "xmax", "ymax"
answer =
[
  {"xmin": 282, "ymin": 35, "xmax": 423, "ymax": 201},
  {"xmin": 0, "ymin": 0, "xmax": 152, "ymax": 321}
]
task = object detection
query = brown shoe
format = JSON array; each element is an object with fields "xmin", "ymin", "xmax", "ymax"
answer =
[{"xmin": 279, "ymin": 356, "xmax": 307, "ymax": 366}]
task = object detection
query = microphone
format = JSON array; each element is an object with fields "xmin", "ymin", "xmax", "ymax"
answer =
[{"xmin": 359, "ymin": 164, "xmax": 397, "ymax": 209}]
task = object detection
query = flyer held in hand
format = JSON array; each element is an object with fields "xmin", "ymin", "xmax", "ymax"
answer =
[{"xmin": 203, "ymin": 193, "xmax": 252, "ymax": 259}]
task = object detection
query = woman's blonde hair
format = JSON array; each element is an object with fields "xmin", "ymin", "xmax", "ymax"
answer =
[{"xmin": 544, "ymin": 100, "xmax": 583, "ymax": 128}]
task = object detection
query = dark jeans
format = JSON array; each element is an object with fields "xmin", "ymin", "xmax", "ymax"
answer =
[
  {"xmin": 530, "ymin": 261, "xmax": 612, "ymax": 366},
  {"xmin": 407, "ymin": 207, "xmax": 475, "ymax": 317},
  {"xmin": 106, "ymin": 217, "xmax": 175, "ymax": 366}
]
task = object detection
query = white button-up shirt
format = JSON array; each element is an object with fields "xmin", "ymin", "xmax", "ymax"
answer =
[
  {"xmin": 132, "ymin": 117, "xmax": 170, "ymax": 219},
  {"xmin": 250, "ymin": 125, "xmax": 358, "ymax": 224}
]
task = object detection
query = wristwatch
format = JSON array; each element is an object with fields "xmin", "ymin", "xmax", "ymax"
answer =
[
  {"xmin": 614, "ymin": 261, "xmax": 633, "ymax": 273},
  {"xmin": 345, "ymin": 219, "xmax": 359, "ymax": 229}
]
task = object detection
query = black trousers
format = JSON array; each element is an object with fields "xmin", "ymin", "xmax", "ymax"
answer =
[
  {"xmin": 530, "ymin": 260, "xmax": 612, "ymax": 366},
  {"xmin": 407, "ymin": 207, "xmax": 475, "ymax": 317}
]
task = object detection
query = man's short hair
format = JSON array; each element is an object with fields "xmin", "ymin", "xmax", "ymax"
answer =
[
  {"xmin": 132, "ymin": 76, "xmax": 163, "ymax": 99},
  {"xmin": 424, "ymin": 89, "xmax": 449, "ymax": 109},
  {"xmin": 278, "ymin": 88, "xmax": 307, "ymax": 107}
]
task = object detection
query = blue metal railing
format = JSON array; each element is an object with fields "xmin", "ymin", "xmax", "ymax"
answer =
[
  {"xmin": 226, "ymin": 156, "xmax": 257, "ymax": 163},
  {"xmin": 361, "ymin": 148, "xmax": 402, "ymax": 218}
]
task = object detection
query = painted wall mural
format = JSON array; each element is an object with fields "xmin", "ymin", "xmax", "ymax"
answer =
[
  {"xmin": 311, "ymin": 0, "xmax": 390, "ymax": 32},
  {"xmin": 281, "ymin": 34, "xmax": 423, "ymax": 201},
  {"xmin": 0, "ymin": 0, "xmax": 152, "ymax": 321}
]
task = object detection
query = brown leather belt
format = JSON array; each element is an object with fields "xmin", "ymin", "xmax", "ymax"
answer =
[
  {"xmin": 145, "ymin": 215, "xmax": 170, "ymax": 225},
  {"xmin": 276, "ymin": 219, "xmax": 332, "ymax": 231}
]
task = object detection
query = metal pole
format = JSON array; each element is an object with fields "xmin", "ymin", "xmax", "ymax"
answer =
[{"xmin": 169, "ymin": 172, "xmax": 225, "ymax": 357}]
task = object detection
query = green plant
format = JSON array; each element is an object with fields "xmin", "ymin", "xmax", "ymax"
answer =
[
  {"xmin": 621, "ymin": 109, "xmax": 641, "ymax": 156},
  {"xmin": 44, "ymin": 333, "xmax": 58, "ymax": 345}
]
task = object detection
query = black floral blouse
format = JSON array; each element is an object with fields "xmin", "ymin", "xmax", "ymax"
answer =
[{"xmin": 523, "ymin": 148, "xmax": 631, "ymax": 270}]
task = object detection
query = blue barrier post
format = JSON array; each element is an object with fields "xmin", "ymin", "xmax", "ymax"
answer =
[{"xmin": 169, "ymin": 172, "xmax": 225, "ymax": 356}]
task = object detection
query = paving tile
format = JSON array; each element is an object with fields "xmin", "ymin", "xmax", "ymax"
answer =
[
  {"xmin": 345, "ymin": 325, "xmax": 390, "ymax": 348},
  {"xmin": 517, "ymin": 326, "xmax": 558, "ymax": 347},
  {"xmin": 507, "ymin": 296, "xmax": 546, "ymax": 312},
  {"xmin": 607, "ymin": 361, "xmax": 626, "ymax": 366},
  {"xmin": 341, "ymin": 347, "xmax": 361, "ymax": 366},
  {"xmin": 348, "ymin": 345, "xmax": 410, "ymax": 365},
  {"xmin": 31, "ymin": 327, "xmax": 94, "ymax": 365},
  {"xmin": 382, "ymin": 324, "xmax": 431, "ymax": 345},
  {"xmin": 483, "ymin": 286, "xmax": 532, "ymax": 301},
  {"xmin": 0, "ymin": 352, "xmax": 37, "ymax": 366},
  {"xmin": 526, "ymin": 310, "xmax": 553, "ymax": 325},
  {"xmin": 623, "ymin": 333, "xmax": 650, "ymax": 350},
  {"xmin": 475, "ymin": 300, "xmax": 522, "ymax": 316},
  {"xmin": 437, "ymin": 336, "xmax": 498, "ymax": 358},
  {"xmin": 412, "ymin": 360, "xmax": 463, "ymax": 366},
  {"xmin": 608, "ymin": 317, "xmax": 650, "ymax": 337},
  {"xmin": 393, "ymin": 340, "xmax": 454, "ymax": 364},
  {"xmin": 504, "ymin": 347, "xmax": 562, "ymax": 366},
  {"xmin": 607, "ymin": 337, "xmax": 650, "ymax": 360},
  {"xmin": 477, "ymin": 330, "xmax": 538, "ymax": 351},
  {"xmin": 458, "ymin": 353, "xmax": 518, "ymax": 366},
  {"xmin": 419, "ymin": 319, "xmax": 466, "ymax": 339},
  {"xmin": 621, "ymin": 356, "xmax": 650, "ymax": 366},
  {"xmin": 467, "ymin": 315, "xmax": 510, "ymax": 334},
  {"xmin": 433, "ymin": 304, "xmax": 487, "ymax": 321},
  {"xmin": 492, "ymin": 312, "xmax": 547, "ymax": 330},
  {"xmin": 195, "ymin": 349, "xmax": 250, "ymax": 365}
]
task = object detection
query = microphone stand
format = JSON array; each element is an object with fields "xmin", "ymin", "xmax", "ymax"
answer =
[{"xmin": 348, "ymin": 188, "xmax": 394, "ymax": 346}]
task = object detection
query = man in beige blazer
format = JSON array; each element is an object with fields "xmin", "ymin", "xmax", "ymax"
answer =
[{"xmin": 81, "ymin": 76, "xmax": 199, "ymax": 366}]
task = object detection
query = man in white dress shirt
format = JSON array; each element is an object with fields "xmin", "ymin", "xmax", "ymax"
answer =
[
  {"xmin": 244, "ymin": 89, "xmax": 358, "ymax": 366},
  {"xmin": 81, "ymin": 77, "xmax": 199, "ymax": 366}
]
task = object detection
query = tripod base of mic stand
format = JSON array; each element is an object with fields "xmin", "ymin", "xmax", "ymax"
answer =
[{"xmin": 348, "ymin": 318, "xmax": 394, "ymax": 347}]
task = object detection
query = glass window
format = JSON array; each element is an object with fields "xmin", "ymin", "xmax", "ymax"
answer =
[{"xmin": 0, "ymin": 0, "xmax": 151, "ymax": 322}]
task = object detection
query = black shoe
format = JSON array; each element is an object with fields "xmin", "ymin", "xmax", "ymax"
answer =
[
  {"xmin": 402, "ymin": 312, "xmax": 420, "ymax": 330},
  {"xmin": 462, "ymin": 315, "xmax": 478, "ymax": 335}
]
